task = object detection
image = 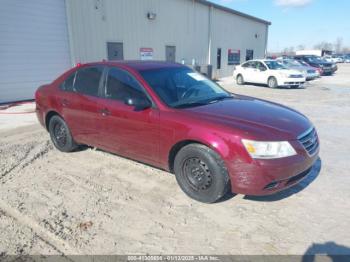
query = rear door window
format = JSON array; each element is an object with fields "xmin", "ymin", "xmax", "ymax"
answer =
[
  {"xmin": 242, "ymin": 62, "xmax": 252, "ymax": 68},
  {"xmin": 60, "ymin": 72, "xmax": 76, "ymax": 91},
  {"xmin": 74, "ymin": 66, "xmax": 104, "ymax": 96},
  {"xmin": 256, "ymin": 62, "xmax": 267, "ymax": 71},
  {"xmin": 249, "ymin": 61, "xmax": 257, "ymax": 68}
]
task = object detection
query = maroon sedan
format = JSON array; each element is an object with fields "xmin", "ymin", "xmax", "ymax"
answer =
[{"xmin": 35, "ymin": 61, "xmax": 319, "ymax": 203}]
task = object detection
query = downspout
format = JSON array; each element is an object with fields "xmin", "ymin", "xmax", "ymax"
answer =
[
  {"xmin": 208, "ymin": 5, "xmax": 213, "ymax": 65},
  {"xmin": 264, "ymin": 24, "xmax": 269, "ymax": 58}
]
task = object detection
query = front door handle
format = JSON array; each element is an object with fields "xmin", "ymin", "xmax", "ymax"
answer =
[{"xmin": 99, "ymin": 108, "xmax": 111, "ymax": 116}]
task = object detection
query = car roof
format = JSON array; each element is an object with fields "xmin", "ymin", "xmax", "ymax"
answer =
[
  {"xmin": 81, "ymin": 60, "xmax": 185, "ymax": 71},
  {"xmin": 249, "ymin": 59, "xmax": 276, "ymax": 63},
  {"xmin": 244, "ymin": 59, "xmax": 276, "ymax": 62}
]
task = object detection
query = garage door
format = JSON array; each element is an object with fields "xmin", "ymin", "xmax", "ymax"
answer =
[{"xmin": 0, "ymin": 0, "xmax": 71, "ymax": 103}]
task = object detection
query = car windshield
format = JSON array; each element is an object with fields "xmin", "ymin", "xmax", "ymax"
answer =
[
  {"xmin": 298, "ymin": 60, "xmax": 309, "ymax": 66},
  {"xmin": 139, "ymin": 67, "xmax": 232, "ymax": 108},
  {"xmin": 264, "ymin": 61, "xmax": 287, "ymax": 70},
  {"xmin": 283, "ymin": 59, "xmax": 302, "ymax": 67},
  {"xmin": 306, "ymin": 56, "xmax": 326, "ymax": 63}
]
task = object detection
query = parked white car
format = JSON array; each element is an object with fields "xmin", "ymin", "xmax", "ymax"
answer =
[
  {"xmin": 323, "ymin": 55, "xmax": 337, "ymax": 63},
  {"xmin": 323, "ymin": 55, "xmax": 343, "ymax": 63},
  {"xmin": 233, "ymin": 60, "xmax": 306, "ymax": 88}
]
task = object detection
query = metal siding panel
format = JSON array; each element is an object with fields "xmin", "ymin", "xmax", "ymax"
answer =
[
  {"xmin": 0, "ymin": 0, "xmax": 71, "ymax": 103},
  {"xmin": 67, "ymin": 0, "xmax": 209, "ymax": 65},
  {"xmin": 210, "ymin": 7, "xmax": 268, "ymax": 78},
  {"xmin": 66, "ymin": 0, "xmax": 268, "ymax": 77}
]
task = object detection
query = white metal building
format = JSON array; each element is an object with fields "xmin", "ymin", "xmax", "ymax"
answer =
[{"xmin": 0, "ymin": 0, "xmax": 270, "ymax": 103}]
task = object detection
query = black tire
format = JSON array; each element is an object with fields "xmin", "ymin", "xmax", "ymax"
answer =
[
  {"xmin": 267, "ymin": 76, "xmax": 278, "ymax": 88},
  {"xmin": 48, "ymin": 115, "xmax": 78, "ymax": 152},
  {"xmin": 174, "ymin": 144, "xmax": 230, "ymax": 203},
  {"xmin": 236, "ymin": 74, "xmax": 244, "ymax": 85}
]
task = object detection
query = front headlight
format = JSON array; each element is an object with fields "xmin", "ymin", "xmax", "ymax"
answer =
[
  {"xmin": 241, "ymin": 139, "xmax": 297, "ymax": 159},
  {"xmin": 279, "ymin": 71, "xmax": 289, "ymax": 78}
]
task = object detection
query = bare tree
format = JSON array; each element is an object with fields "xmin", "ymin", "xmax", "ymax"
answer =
[
  {"xmin": 342, "ymin": 47, "xmax": 350, "ymax": 54},
  {"xmin": 314, "ymin": 41, "xmax": 333, "ymax": 51},
  {"xmin": 282, "ymin": 46, "xmax": 295, "ymax": 55},
  {"xmin": 335, "ymin": 37, "xmax": 343, "ymax": 53},
  {"xmin": 297, "ymin": 45, "xmax": 305, "ymax": 50}
]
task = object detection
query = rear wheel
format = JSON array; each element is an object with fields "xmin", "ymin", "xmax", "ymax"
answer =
[
  {"xmin": 174, "ymin": 144, "xmax": 230, "ymax": 203},
  {"xmin": 236, "ymin": 74, "xmax": 245, "ymax": 85},
  {"xmin": 48, "ymin": 115, "xmax": 78, "ymax": 152},
  {"xmin": 267, "ymin": 76, "xmax": 278, "ymax": 88}
]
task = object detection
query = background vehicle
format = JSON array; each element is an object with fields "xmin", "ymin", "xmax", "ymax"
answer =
[
  {"xmin": 323, "ymin": 55, "xmax": 343, "ymax": 63},
  {"xmin": 294, "ymin": 55, "xmax": 336, "ymax": 75},
  {"xmin": 344, "ymin": 55, "xmax": 350, "ymax": 63},
  {"xmin": 297, "ymin": 60, "xmax": 322, "ymax": 77},
  {"xmin": 277, "ymin": 58, "xmax": 319, "ymax": 80},
  {"xmin": 323, "ymin": 55, "xmax": 339, "ymax": 63},
  {"xmin": 233, "ymin": 59, "xmax": 306, "ymax": 88},
  {"xmin": 35, "ymin": 61, "xmax": 319, "ymax": 203},
  {"xmin": 295, "ymin": 49, "xmax": 331, "ymax": 57}
]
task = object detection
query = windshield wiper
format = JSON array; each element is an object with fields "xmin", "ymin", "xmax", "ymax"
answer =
[
  {"xmin": 173, "ymin": 95, "xmax": 233, "ymax": 109},
  {"xmin": 173, "ymin": 101, "xmax": 209, "ymax": 109},
  {"xmin": 205, "ymin": 95, "xmax": 233, "ymax": 104}
]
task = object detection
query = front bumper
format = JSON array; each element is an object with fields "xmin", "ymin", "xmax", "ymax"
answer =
[
  {"xmin": 306, "ymin": 73, "xmax": 318, "ymax": 80},
  {"xmin": 227, "ymin": 140, "xmax": 319, "ymax": 196},
  {"xmin": 278, "ymin": 76, "xmax": 305, "ymax": 87},
  {"xmin": 322, "ymin": 68, "xmax": 334, "ymax": 75}
]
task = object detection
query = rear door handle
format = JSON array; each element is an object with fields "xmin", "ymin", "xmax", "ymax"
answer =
[
  {"xmin": 99, "ymin": 108, "xmax": 111, "ymax": 116},
  {"xmin": 61, "ymin": 99, "xmax": 69, "ymax": 106}
]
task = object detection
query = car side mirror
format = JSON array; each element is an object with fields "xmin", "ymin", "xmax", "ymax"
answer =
[
  {"xmin": 259, "ymin": 67, "xmax": 267, "ymax": 71},
  {"xmin": 124, "ymin": 96, "xmax": 152, "ymax": 111}
]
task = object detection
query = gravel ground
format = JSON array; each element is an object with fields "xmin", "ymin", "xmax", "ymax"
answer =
[{"xmin": 0, "ymin": 64, "xmax": 350, "ymax": 256}]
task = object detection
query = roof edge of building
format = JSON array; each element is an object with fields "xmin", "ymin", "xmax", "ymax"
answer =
[{"xmin": 195, "ymin": 0, "xmax": 272, "ymax": 25}]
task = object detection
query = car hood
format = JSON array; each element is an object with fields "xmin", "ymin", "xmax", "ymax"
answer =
[
  {"xmin": 310, "ymin": 61, "xmax": 332, "ymax": 67},
  {"xmin": 185, "ymin": 95, "xmax": 311, "ymax": 141},
  {"xmin": 276, "ymin": 69, "xmax": 303, "ymax": 75},
  {"xmin": 284, "ymin": 65, "xmax": 307, "ymax": 72}
]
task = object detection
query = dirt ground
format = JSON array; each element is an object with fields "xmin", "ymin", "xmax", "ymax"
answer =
[{"xmin": 1, "ymin": 64, "xmax": 350, "ymax": 256}]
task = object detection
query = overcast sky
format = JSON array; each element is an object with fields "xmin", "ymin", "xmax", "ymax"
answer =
[{"xmin": 209, "ymin": 0, "xmax": 350, "ymax": 52}]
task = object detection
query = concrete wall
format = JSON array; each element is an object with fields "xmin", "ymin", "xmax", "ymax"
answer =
[{"xmin": 66, "ymin": 0, "xmax": 268, "ymax": 78}]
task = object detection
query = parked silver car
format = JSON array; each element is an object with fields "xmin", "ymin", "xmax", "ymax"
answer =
[{"xmin": 277, "ymin": 58, "xmax": 319, "ymax": 80}]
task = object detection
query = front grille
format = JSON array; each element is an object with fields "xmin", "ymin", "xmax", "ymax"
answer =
[
  {"xmin": 298, "ymin": 128, "xmax": 319, "ymax": 155},
  {"xmin": 284, "ymin": 82, "xmax": 304, "ymax": 85},
  {"xmin": 286, "ymin": 167, "xmax": 312, "ymax": 185},
  {"xmin": 289, "ymin": 74, "xmax": 303, "ymax": 78}
]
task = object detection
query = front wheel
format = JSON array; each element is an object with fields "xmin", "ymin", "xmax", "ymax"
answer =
[
  {"xmin": 267, "ymin": 76, "xmax": 278, "ymax": 88},
  {"xmin": 48, "ymin": 115, "xmax": 78, "ymax": 152},
  {"xmin": 236, "ymin": 74, "xmax": 245, "ymax": 85},
  {"xmin": 174, "ymin": 144, "xmax": 230, "ymax": 203}
]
